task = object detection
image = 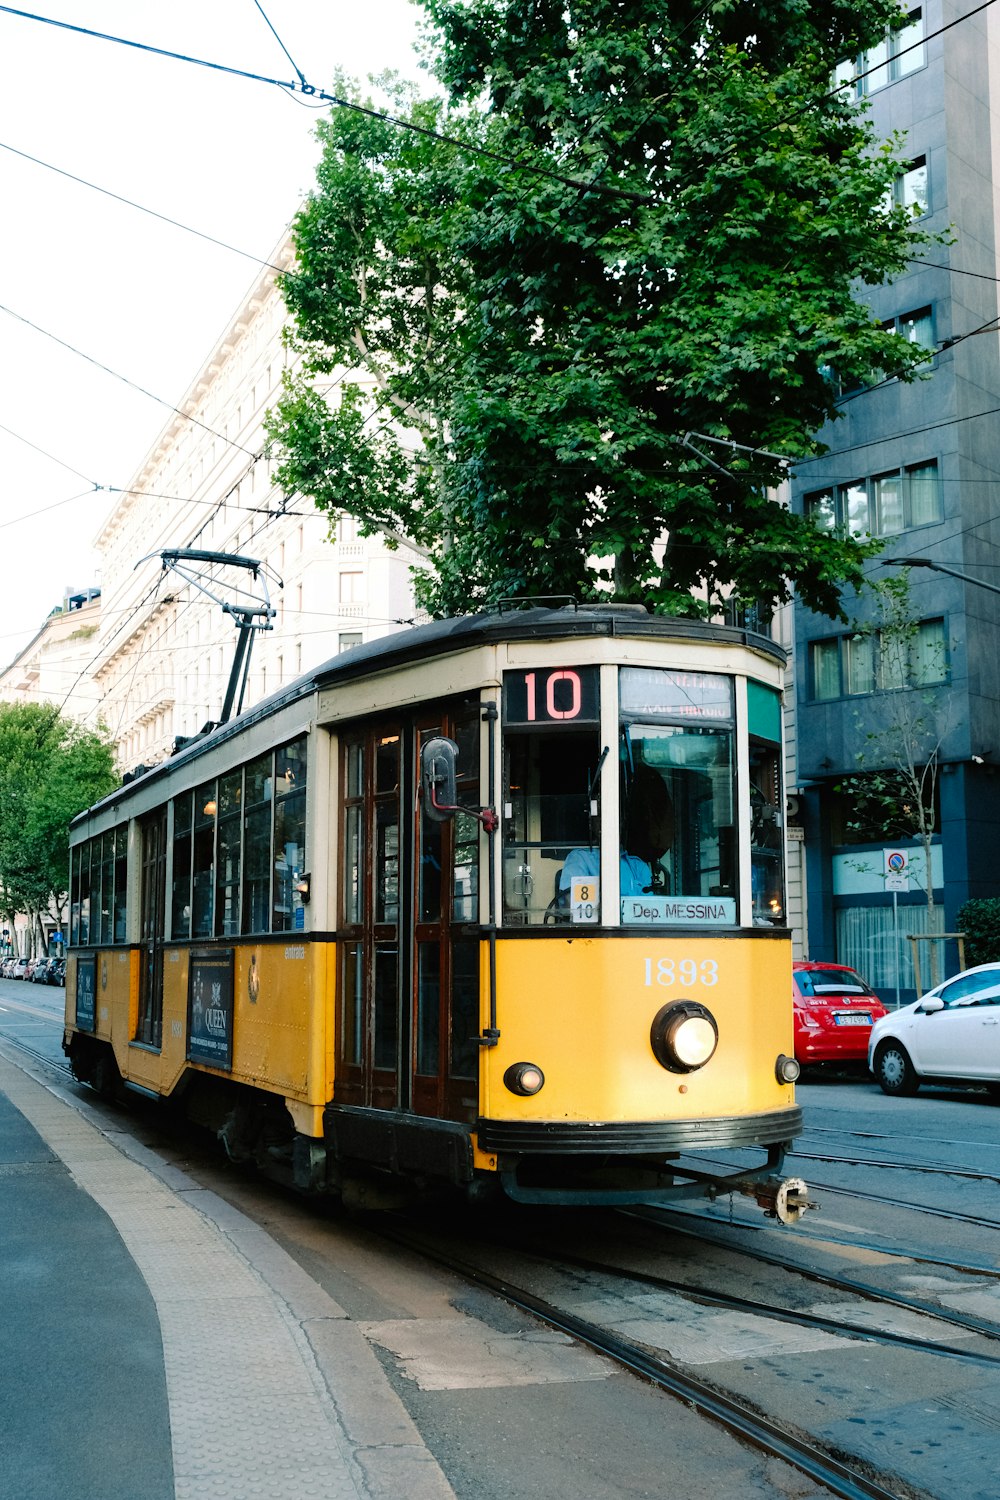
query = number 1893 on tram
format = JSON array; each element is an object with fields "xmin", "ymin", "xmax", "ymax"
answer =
[{"xmin": 64, "ymin": 605, "xmax": 810, "ymax": 1222}]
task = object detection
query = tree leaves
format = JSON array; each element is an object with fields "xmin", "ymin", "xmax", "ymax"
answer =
[
  {"xmin": 267, "ymin": 4, "xmax": 935, "ymax": 619},
  {"xmin": 0, "ymin": 704, "xmax": 117, "ymax": 929}
]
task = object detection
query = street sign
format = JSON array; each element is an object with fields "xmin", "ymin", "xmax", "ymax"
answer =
[{"xmin": 883, "ymin": 848, "xmax": 910, "ymax": 892}]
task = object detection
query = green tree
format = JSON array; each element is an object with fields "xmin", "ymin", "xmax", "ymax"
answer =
[
  {"xmin": 0, "ymin": 704, "xmax": 117, "ymax": 951},
  {"xmin": 268, "ymin": 3, "xmax": 934, "ymax": 618}
]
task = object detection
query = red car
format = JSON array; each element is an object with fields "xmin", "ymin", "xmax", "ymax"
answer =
[{"xmin": 792, "ymin": 960, "xmax": 888, "ymax": 1066}]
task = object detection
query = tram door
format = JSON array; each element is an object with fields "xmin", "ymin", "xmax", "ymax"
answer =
[
  {"xmin": 136, "ymin": 809, "xmax": 167, "ymax": 1048},
  {"xmin": 337, "ymin": 705, "xmax": 481, "ymax": 1122}
]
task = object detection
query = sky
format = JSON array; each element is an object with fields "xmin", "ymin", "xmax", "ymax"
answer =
[{"xmin": 0, "ymin": 1, "xmax": 423, "ymax": 663}]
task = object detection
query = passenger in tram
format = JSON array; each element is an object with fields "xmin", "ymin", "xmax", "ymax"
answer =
[{"xmin": 558, "ymin": 763, "xmax": 674, "ymax": 900}]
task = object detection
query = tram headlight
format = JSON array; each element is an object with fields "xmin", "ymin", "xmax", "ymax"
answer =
[
  {"xmin": 504, "ymin": 1061, "xmax": 545, "ymax": 1096},
  {"xmin": 649, "ymin": 1002, "xmax": 719, "ymax": 1074},
  {"xmin": 775, "ymin": 1054, "xmax": 800, "ymax": 1084}
]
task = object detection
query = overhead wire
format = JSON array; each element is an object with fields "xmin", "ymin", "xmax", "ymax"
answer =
[
  {"xmin": 0, "ymin": 138, "xmax": 287, "ymax": 273},
  {"xmin": 0, "ymin": 5, "xmax": 650, "ymax": 204},
  {"xmin": 0, "ymin": 298, "xmax": 258, "ymax": 457}
]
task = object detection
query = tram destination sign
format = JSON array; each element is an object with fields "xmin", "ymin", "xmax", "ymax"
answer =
[
  {"xmin": 504, "ymin": 666, "xmax": 599, "ymax": 725},
  {"xmin": 623, "ymin": 895, "xmax": 737, "ymax": 925},
  {"xmin": 188, "ymin": 949, "xmax": 234, "ymax": 1070}
]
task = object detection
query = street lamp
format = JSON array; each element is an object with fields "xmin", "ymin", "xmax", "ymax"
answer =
[{"xmin": 884, "ymin": 556, "xmax": 1000, "ymax": 598}]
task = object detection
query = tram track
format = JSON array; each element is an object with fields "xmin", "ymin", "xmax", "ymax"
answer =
[
  {"xmin": 0, "ymin": 1031, "xmax": 73, "ymax": 1082},
  {"xmin": 796, "ymin": 1176, "xmax": 1000, "ymax": 1231},
  {"xmin": 370, "ymin": 1213, "xmax": 927, "ymax": 1500},
  {"xmin": 674, "ymin": 1148, "xmax": 1000, "ymax": 1232},
  {"xmin": 628, "ymin": 1209, "xmax": 1000, "ymax": 1340},
  {"xmin": 792, "ymin": 1148, "xmax": 1000, "ymax": 1185}
]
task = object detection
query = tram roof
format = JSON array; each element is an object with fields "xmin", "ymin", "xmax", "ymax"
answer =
[{"xmin": 75, "ymin": 606, "xmax": 784, "ymax": 823}]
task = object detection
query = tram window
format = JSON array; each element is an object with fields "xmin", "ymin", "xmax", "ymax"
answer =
[
  {"xmin": 373, "ymin": 945, "xmax": 398, "ymax": 1070},
  {"xmin": 243, "ymin": 752, "xmax": 272, "ymax": 934},
  {"xmin": 452, "ymin": 714, "xmax": 480, "ymax": 923},
  {"xmin": 113, "ymin": 827, "xmax": 128, "ymax": 942},
  {"xmin": 342, "ymin": 736, "xmax": 365, "ymax": 927},
  {"xmin": 172, "ymin": 791, "xmax": 193, "ymax": 939},
  {"xmin": 70, "ymin": 847, "xmax": 81, "ymax": 946},
  {"xmin": 272, "ymin": 737, "xmax": 307, "ymax": 932},
  {"xmin": 192, "ymin": 782, "xmax": 216, "ymax": 938},
  {"xmin": 98, "ymin": 832, "xmax": 114, "ymax": 943},
  {"xmin": 620, "ymin": 724, "xmax": 735, "ymax": 923},
  {"xmin": 503, "ymin": 729, "xmax": 601, "ymax": 926},
  {"xmin": 216, "ymin": 770, "xmax": 242, "ymax": 937},
  {"xmin": 375, "ymin": 805, "xmax": 399, "ymax": 924},
  {"xmin": 79, "ymin": 843, "xmax": 92, "ymax": 945},
  {"xmin": 750, "ymin": 738, "xmax": 785, "ymax": 925},
  {"xmin": 418, "ymin": 726, "xmax": 444, "ymax": 922}
]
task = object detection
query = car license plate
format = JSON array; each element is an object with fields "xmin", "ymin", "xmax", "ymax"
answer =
[{"xmin": 834, "ymin": 1013, "xmax": 871, "ymax": 1026}]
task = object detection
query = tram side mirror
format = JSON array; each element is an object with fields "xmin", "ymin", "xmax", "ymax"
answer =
[{"xmin": 421, "ymin": 737, "xmax": 460, "ymax": 821}]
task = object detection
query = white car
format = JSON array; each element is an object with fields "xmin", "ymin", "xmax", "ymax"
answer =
[{"xmin": 868, "ymin": 962, "xmax": 1000, "ymax": 1096}]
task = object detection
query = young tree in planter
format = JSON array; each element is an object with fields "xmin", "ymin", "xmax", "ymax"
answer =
[
  {"xmin": 835, "ymin": 576, "xmax": 951, "ymax": 984},
  {"xmin": 268, "ymin": 3, "xmax": 935, "ymax": 618}
]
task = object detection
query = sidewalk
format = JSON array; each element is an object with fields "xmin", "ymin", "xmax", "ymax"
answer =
[{"xmin": 0, "ymin": 1050, "xmax": 455, "ymax": 1500}]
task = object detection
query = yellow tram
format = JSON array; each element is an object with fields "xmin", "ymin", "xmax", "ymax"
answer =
[{"xmin": 64, "ymin": 605, "xmax": 807, "ymax": 1217}]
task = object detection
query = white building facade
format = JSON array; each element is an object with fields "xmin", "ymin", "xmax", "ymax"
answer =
[{"xmin": 90, "ymin": 235, "xmax": 419, "ymax": 774}]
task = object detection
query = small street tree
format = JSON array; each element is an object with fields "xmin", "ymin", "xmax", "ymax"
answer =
[
  {"xmin": 834, "ymin": 575, "xmax": 951, "ymax": 982},
  {"xmin": 0, "ymin": 704, "xmax": 117, "ymax": 953},
  {"xmin": 268, "ymin": 2, "xmax": 935, "ymax": 619}
]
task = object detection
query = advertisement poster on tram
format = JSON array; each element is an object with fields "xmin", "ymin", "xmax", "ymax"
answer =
[
  {"xmin": 75, "ymin": 955, "xmax": 96, "ymax": 1031},
  {"xmin": 188, "ymin": 949, "xmax": 234, "ymax": 1069}
]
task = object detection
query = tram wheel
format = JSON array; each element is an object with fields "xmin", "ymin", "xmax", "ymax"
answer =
[{"xmin": 874, "ymin": 1040, "xmax": 919, "ymax": 1097}]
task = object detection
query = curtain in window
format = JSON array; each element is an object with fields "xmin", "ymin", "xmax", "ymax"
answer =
[
  {"xmin": 836, "ymin": 900, "xmax": 943, "ymax": 991},
  {"xmin": 811, "ymin": 640, "xmax": 840, "ymax": 700},
  {"xmin": 911, "ymin": 619, "xmax": 946, "ymax": 684},
  {"xmin": 845, "ymin": 634, "xmax": 876, "ymax": 695},
  {"xmin": 906, "ymin": 462, "xmax": 940, "ymax": 527},
  {"xmin": 873, "ymin": 472, "xmax": 903, "ymax": 536}
]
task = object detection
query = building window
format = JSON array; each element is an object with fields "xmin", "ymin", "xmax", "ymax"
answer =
[
  {"xmin": 893, "ymin": 156, "xmax": 928, "ymax": 217},
  {"xmin": 339, "ymin": 632, "xmax": 363, "ymax": 653},
  {"xmin": 810, "ymin": 639, "xmax": 841, "ymax": 701},
  {"xmin": 339, "ymin": 570, "xmax": 364, "ymax": 604},
  {"xmin": 887, "ymin": 304, "xmax": 933, "ymax": 349},
  {"xmin": 839, "ymin": 9, "xmax": 925, "ymax": 96},
  {"xmin": 804, "ymin": 460, "xmax": 940, "ymax": 539},
  {"xmin": 809, "ymin": 617, "xmax": 947, "ymax": 700}
]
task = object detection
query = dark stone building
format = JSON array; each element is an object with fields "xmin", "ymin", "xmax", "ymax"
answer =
[{"xmin": 790, "ymin": 3, "xmax": 1000, "ymax": 999}]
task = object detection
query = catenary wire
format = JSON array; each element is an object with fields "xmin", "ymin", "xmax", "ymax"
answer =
[
  {"xmin": 0, "ymin": 5, "xmax": 650, "ymax": 204},
  {"xmin": 0, "ymin": 299, "xmax": 257, "ymax": 458},
  {"xmin": 0, "ymin": 138, "xmax": 288, "ymax": 273}
]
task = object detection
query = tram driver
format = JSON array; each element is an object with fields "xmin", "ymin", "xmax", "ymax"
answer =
[{"xmin": 558, "ymin": 763, "xmax": 674, "ymax": 900}]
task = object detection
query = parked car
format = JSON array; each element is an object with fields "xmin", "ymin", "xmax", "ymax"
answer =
[
  {"xmin": 9, "ymin": 958, "xmax": 29, "ymax": 979},
  {"xmin": 31, "ymin": 958, "xmax": 54, "ymax": 984},
  {"xmin": 869, "ymin": 962, "xmax": 1000, "ymax": 1096},
  {"xmin": 792, "ymin": 960, "xmax": 888, "ymax": 1067}
]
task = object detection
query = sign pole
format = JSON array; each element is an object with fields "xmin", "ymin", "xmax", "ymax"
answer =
[
  {"xmin": 883, "ymin": 849, "xmax": 911, "ymax": 1009},
  {"xmin": 893, "ymin": 889, "xmax": 900, "ymax": 1009}
]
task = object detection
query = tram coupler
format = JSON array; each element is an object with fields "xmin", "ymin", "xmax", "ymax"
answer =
[{"xmin": 739, "ymin": 1175, "xmax": 816, "ymax": 1225}]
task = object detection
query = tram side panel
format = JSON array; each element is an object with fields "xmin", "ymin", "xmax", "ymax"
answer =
[{"xmin": 66, "ymin": 941, "xmax": 335, "ymax": 1143}]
